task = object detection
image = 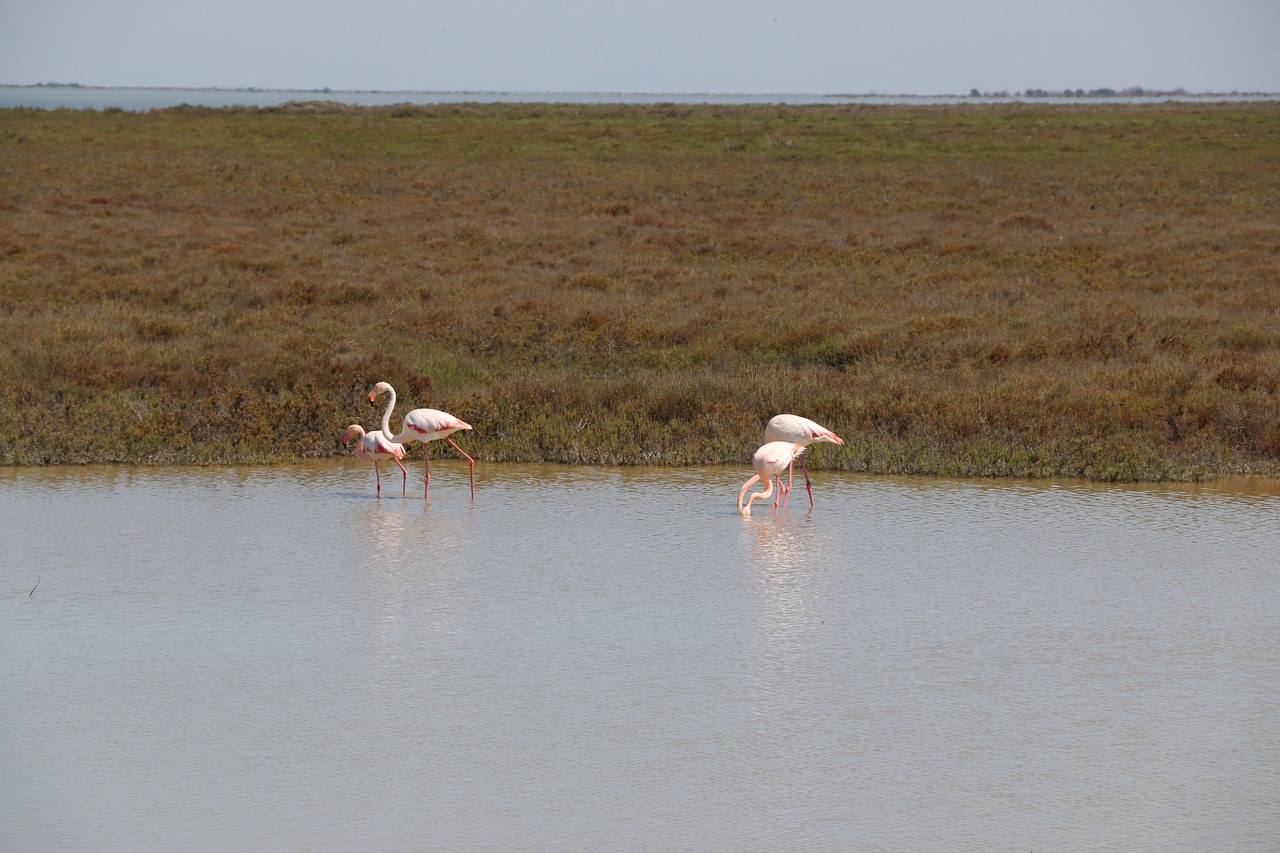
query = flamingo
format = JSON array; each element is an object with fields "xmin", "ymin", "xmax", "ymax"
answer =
[
  {"xmin": 371, "ymin": 381, "xmax": 475, "ymax": 502},
  {"xmin": 342, "ymin": 424, "xmax": 408, "ymax": 498},
  {"xmin": 738, "ymin": 441, "xmax": 805, "ymax": 516},
  {"xmin": 763, "ymin": 414, "xmax": 844, "ymax": 508}
]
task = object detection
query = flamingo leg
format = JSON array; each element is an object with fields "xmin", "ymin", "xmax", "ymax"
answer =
[
  {"xmin": 446, "ymin": 437, "xmax": 476, "ymax": 503},
  {"xmin": 801, "ymin": 455, "xmax": 814, "ymax": 507},
  {"xmin": 422, "ymin": 445, "xmax": 431, "ymax": 499},
  {"xmin": 394, "ymin": 456, "xmax": 408, "ymax": 497},
  {"xmin": 374, "ymin": 460, "xmax": 382, "ymax": 497},
  {"xmin": 774, "ymin": 475, "xmax": 791, "ymax": 511}
]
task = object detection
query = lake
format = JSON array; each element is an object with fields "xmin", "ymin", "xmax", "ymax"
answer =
[
  {"xmin": 2, "ymin": 462, "xmax": 1278, "ymax": 851},
  {"xmin": 2, "ymin": 85, "xmax": 1277, "ymax": 112}
]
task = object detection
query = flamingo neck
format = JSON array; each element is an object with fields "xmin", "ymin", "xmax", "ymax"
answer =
[
  {"xmin": 738, "ymin": 474, "xmax": 772, "ymax": 514},
  {"xmin": 379, "ymin": 385, "xmax": 397, "ymax": 437}
]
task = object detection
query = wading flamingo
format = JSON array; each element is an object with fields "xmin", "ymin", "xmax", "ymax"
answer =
[
  {"xmin": 738, "ymin": 441, "xmax": 805, "ymax": 516},
  {"xmin": 371, "ymin": 381, "xmax": 475, "ymax": 502},
  {"xmin": 342, "ymin": 424, "xmax": 408, "ymax": 498},
  {"xmin": 763, "ymin": 414, "xmax": 844, "ymax": 508}
]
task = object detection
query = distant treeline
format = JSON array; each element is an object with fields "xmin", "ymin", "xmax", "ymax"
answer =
[{"xmin": 971, "ymin": 87, "xmax": 1196, "ymax": 98}]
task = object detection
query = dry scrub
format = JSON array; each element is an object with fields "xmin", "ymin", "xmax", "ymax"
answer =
[{"xmin": 2, "ymin": 101, "xmax": 1278, "ymax": 479}]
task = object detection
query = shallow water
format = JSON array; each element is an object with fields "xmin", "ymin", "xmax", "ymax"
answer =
[{"xmin": 2, "ymin": 462, "xmax": 1278, "ymax": 851}]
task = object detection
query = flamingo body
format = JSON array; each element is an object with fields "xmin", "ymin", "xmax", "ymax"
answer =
[
  {"xmin": 371, "ymin": 381, "xmax": 476, "ymax": 502},
  {"xmin": 738, "ymin": 441, "xmax": 805, "ymax": 515},
  {"xmin": 399, "ymin": 409, "xmax": 473, "ymax": 444},
  {"xmin": 343, "ymin": 424, "xmax": 408, "ymax": 497},
  {"xmin": 764, "ymin": 414, "xmax": 844, "ymax": 447},
  {"xmin": 763, "ymin": 414, "xmax": 844, "ymax": 507}
]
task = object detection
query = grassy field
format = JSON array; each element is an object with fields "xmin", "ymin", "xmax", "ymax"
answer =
[{"xmin": 2, "ymin": 101, "xmax": 1278, "ymax": 480}]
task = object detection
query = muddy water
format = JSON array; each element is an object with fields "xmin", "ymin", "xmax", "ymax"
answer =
[{"xmin": 2, "ymin": 463, "xmax": 1278, "ymax": 851}]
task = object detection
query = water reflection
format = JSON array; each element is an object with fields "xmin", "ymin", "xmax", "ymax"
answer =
[
  {"xmin": 339, "ymin": 481, "xmax": 486, "ymax": 680},
  {"xmin": 741, "ymin": 513, "xmax": 817, "ymax": 627}
]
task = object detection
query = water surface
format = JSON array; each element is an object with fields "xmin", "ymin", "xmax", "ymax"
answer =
[
  {"xmin": 2, "ymin": 85, "xmax": 1276, "ymax": 111},
  {"xmin": 2, "ymin": 463, "xmax": 1278, "ymax": 851}
]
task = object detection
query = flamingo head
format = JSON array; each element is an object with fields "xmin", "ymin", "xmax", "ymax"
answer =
[
  {"xmin": 369, "ymin": 381, "xmax": 393, "ymax": 405},
  {"xmin": 342, "ymin": 424, "xmax": 364, "ymax": 446}
]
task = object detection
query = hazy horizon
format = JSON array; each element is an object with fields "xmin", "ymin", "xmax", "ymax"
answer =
[
  {"xmin": 2, "ymin": 1, "xmax": 1277, "ymax": 97},
  {"xmin": 6, "ymin": 82, "xmax": 1273, "ymax": 97}
]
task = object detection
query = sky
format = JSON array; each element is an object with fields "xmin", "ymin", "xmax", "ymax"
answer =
[{"xmin": 2, "ymin": 0, "xmax": 1278, "ymax": 95}]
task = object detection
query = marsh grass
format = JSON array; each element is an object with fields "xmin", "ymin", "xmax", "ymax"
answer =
[{"xmin": 2, "ymin": 102, "xmax": 1278, "ymax": 479}]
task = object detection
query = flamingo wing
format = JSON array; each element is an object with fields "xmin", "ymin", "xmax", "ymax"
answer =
[{"xmin": 373, "ymin": 435, "xmax": 405, "ymax": 459}]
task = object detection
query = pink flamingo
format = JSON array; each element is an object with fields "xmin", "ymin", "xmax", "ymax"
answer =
[
  {"xmin": 738, "ymin": 441, "xmax": 805, "ymax": 516},
  {"xmin": 371, "ymin": 381, "xmax": 475, "ymax": 502},
  {"xmin": 763, "ymin": 414, "xmax": 844, "ymax": 508},
  {"xmin": 342, "ymin": 424, "xmax": 408, "ymax": 498}
]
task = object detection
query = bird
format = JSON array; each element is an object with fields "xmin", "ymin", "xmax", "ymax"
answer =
[
  {"xmin": 342, "ymin": 424, "xmax": 408, "ymax": 498},
  {"xmin": 370, "ymin": 381, "xmax": 475, "ymax": 502},
  {"xmin": 738, "ymin": 441, "xmax": 805, "ymax": 516},
  {"xmin": 763, "ymin": 414, "xmax": 844, "ymax": 508}
]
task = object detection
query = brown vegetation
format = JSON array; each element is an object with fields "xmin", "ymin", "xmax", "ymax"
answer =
[{"xmin": 2, "ymin": 101, "xmax": 1278, "ymax": 479}]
